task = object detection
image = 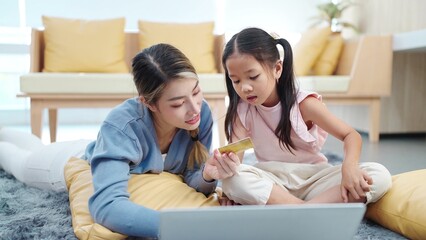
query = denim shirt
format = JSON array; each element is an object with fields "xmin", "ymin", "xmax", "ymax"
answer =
[{"xmin": 84, "ymin": 97, "xmax": 216, "ymax": 238}]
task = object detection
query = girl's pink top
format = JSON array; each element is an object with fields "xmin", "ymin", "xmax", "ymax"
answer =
[{"xmin": 235, "ymin": 90, "xmax": 328, "ymax": 164}]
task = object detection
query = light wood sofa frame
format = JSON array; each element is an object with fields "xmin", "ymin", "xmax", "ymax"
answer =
[
  {"xmin": 298, "ymin": 35, "xmax": 393, "ymax": 142},
  {"xmin": 19, "ymin": 29, "xmax": 228, "ymax": 145}
]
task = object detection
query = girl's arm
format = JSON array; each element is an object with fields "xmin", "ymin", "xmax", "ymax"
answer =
[{"xmin": 299, "ymin": 96, "xmax": 372, "ymax": 202}]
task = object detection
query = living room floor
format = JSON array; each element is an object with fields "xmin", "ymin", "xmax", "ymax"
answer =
[
  {"xmin": 322, "ymin": 132, "xmax": 426, "ymax": 175},
  {"xmin": 6, "ymin": 124, "xmax": 426, "ymax": 176}
]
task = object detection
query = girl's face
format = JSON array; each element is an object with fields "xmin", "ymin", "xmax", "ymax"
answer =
[
  {"xmin": 146, "ymin": 77, "xmax": 203, "ymax": 131},
  {"xmin": 226, "ymin": 53, "xmax": 282, "ymax": 107}
]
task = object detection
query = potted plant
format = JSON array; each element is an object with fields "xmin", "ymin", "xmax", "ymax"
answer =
[{"xmin": 311, "ymin": 0, "xmax": 359, "ymax": 33}]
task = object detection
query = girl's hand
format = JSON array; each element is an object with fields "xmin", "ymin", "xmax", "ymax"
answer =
[
  {"xmin": 203, "ymin": 149, "xmax": 240, "ymax": 181},
  {"xmin": 340, "ymin": 163, "xmax": 373, "ymax": 202}
]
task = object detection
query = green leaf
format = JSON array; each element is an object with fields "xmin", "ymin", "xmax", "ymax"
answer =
[{"xmin": 310, "ymin": 0, "xmax": 358, "ymax": 32}]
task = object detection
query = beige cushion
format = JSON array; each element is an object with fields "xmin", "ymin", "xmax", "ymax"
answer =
[
  {"xmin": 366, "ymin": 169, "xmax": 426, "ymax": 240},
  {"xmin": 42, "ymin": 16, "xmax": 128, "ymax": 73},
  {"xmin": 64, "ymin": 157, "xmax": 219, "ymax": 239},
  {"xmin": 19, "ymin": 73, "xmax": 226, "ymax": 94},
  {"xmin": 296, "ymin": 75, "xmax": 350, "ymax": 93},
  {"xmin": 293, "ymin": 27, "xmax": 331, "ymax": 76},
  {"xmin": 312, "ymin": 33, "xmax": 344, "ymax": 75},
  {"xmin": 138, "ymin": 21, "xmax": 216, "ymax": 73}
]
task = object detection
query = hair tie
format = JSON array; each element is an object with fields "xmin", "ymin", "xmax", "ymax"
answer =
[
  {"xmin": 191, "ymin": 134, "xmax": 199, "ymax": 142},
  {"xmin": 270, "ymin": 32, "xmax": 280, "ymax": 40}
]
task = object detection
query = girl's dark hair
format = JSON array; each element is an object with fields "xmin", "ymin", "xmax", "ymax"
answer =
[
  {"xmin": 222, "ymin": 27, "xmax": 297, "ymax": 153},
  {"xmin": 132, "ymin": 43, "xmax": 209, "ymax": 168}
]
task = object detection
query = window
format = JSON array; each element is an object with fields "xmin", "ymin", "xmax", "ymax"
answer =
[{"xmin": 0, "ymin": 0, "xmax": 30, "ymax": 125}]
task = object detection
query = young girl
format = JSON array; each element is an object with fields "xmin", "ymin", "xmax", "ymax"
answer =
[
  {"xmin": 220, "ymin": 27, "xmax": 392, "ymax": 206},
  {"xmin": 0, "ymin": 43, "xmax": 239, "ymax": 238}
]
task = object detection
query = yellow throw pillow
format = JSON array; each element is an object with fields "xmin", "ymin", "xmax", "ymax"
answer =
[
  {"xmin": 64, "ymin": 157, "xmax": 219, "ymax": 239},
  {"xmin": 42, "ymin": 16, "xmax": 128, "ymax": 73},
  {"xmin": 138, "ymin": 20, "xmax": 216, "ymax": 73},
  {"xmin": 293, "ymin": 27, "xmax": 331, "ymax": 76},
  {"xmin": 312, "ymin": 33, "xmax": 344, "ymax": 75},
  {"xmin": 366, "ymin": 169, "xmax": 426, "ymax": 240}
]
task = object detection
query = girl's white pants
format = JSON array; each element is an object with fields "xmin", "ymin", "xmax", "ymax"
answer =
[{"xmin": 222, "ymin": 161, "xmax": 392, "ymax": 205}]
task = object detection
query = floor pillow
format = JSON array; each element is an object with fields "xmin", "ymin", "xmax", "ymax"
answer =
[
  {"xmin": 64, "ymin": 157, "xmax": 220, "ymax": 239},
  {"xmin": 366, "ymin": 169, "xmax": 426, "ymax": 240}
]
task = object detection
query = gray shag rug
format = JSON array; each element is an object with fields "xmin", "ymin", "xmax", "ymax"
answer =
[{"xmin": 0, "ymin": 152, "xmax": 407, "ymax": 240}]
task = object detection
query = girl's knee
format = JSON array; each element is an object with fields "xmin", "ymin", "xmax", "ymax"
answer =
[
  {"xmin": 361, "ymin": 162, "xmax": 392, "ymax": 203},
  {"xmin": 363, "ymin": 162, "xmax": 392, "ymax": 185},
  {"xmin": 221, "ymin": 165, "xmax": 260, "ymax": 192},
  {"xmin": 221, "ymin": 172, "xmax": 253, "ymax": 194},
  {"xmin": 221, "ymin": 171, "xmax": 272, "ymax": 205}
]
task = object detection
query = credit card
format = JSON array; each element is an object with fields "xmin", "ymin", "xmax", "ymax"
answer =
[{"xmin": 218, "ymin": 137, "xmax": 254, "ymax": 154}]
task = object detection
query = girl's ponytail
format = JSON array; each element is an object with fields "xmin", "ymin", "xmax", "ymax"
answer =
[
  {"xmin": 276, "ymin": 38, "xmax": 294, "ymax": 84},
  {"xmin": 275, "ymin": 37, "xmax": 297, "ymax": 153},
  {"xmin": 187, "ymin": 128, "xmax": 209, "ymax": 169}
]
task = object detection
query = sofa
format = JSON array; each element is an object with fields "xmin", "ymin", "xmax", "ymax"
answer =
[
  {"xmin": 19, "ymin": 18, "xmax": 392, "ymax": 144},
  {"xmin": 293, "ymin": 27, "xmax": 393, "ymax": 142},
  {"xmin": 19, "ymin": 18, "xmax": 228, "ymax": 146}
]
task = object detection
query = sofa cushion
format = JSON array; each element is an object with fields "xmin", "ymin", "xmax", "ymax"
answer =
[
  {"xmin": 296, "ymin": 75, "xmax": 350, "ymax": 93},
  {"xmin": 64, "ymin": 157, "xmax": 220, "ymax": 239},
  {"xmin": 42, "ymin": 16, "xmax": 128, "ymax": 73},
  {"xmin": 138, "ymin": 21, "xmax": 216, "ymax": 73},
  {"xmin": 312, "ymin": 33, "xmax": 344, "ymax": 75},
  {"xmin": 293, "ymin": 27, "xmax": 331, "ymax": 76},
  {"xmin": 19, "ymin": 73, "xmax": 226, "ymax": 94},
  {"xmin": 366, "ymin": 169, "xmax": 426, "ymax": 240}
]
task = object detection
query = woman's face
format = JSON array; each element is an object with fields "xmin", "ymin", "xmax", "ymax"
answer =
[
  {"xmin": 148, "ymin": 77, "xmax": 203, "ymax": 131},
  {"xmin": 225, "ymin": 53, "xmax": 282, "ymax": 107}
]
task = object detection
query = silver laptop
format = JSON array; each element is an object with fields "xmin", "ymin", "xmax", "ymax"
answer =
[{"xmin": 159, "ymin": 203, "xmax": 365, "ymax": 240}]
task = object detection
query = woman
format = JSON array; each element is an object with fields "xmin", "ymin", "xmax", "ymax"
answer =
[{"xmin": 0, "ymin": 43, "xmax": 240, "ymax": 238}]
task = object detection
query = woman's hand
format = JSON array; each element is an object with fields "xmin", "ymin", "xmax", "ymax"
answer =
[
  {"xmin": 219, "ymin": 195, "xmax": 240, "ymax": 206},
  {"xmin": 203, "ymin": 149, "xmax": 240, "ymax": 181},
  {"xmin": 340, "ymin": 163, "xmax": 373, "ymax": 202}
]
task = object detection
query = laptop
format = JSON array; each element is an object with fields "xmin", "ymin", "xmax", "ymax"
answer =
[{"xmin": 159, "ymin": 203, "xmax": 365, "ymax": 240}]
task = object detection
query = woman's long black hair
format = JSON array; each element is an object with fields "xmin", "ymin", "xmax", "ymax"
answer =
[
  {"xmin": 222, "ymin": 28, "xmax": 298, "ymax": 152},
  {"xmin": 132, "ymin": 43, "xmax": 209, "ymax": 168}
]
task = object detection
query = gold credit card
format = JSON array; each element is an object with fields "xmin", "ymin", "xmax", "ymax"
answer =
[{"xmin": 218, "ymin": 137, "xmax": 254, "ymax": 154}]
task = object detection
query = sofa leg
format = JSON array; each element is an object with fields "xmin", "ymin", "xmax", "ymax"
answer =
[
  {"xmin": 30, "ymin": 100, "xmax": 43, "ymax": 139},
  {"xmin": 368, "ymin": 99, "xmax": 380, "ymax": 142},
  {"xmin": 48, "ymin": 109, "xmax": 58, "ymax": 142}
]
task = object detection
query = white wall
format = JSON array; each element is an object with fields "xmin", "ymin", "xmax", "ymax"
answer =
[
  {"xmin": 0, "ymin": 0, "xmax": 21, "ymax": 27},
  {"xmin": 23, "ymin": 0, "xmax": 326, "ymax": 35},
  {"xmin": 24, "ymin": 0, "xmax": 217, "ymax": 30},
  {"xmin": 223, "ymin": 0, "xmax": 320, "ymax": 35}
]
